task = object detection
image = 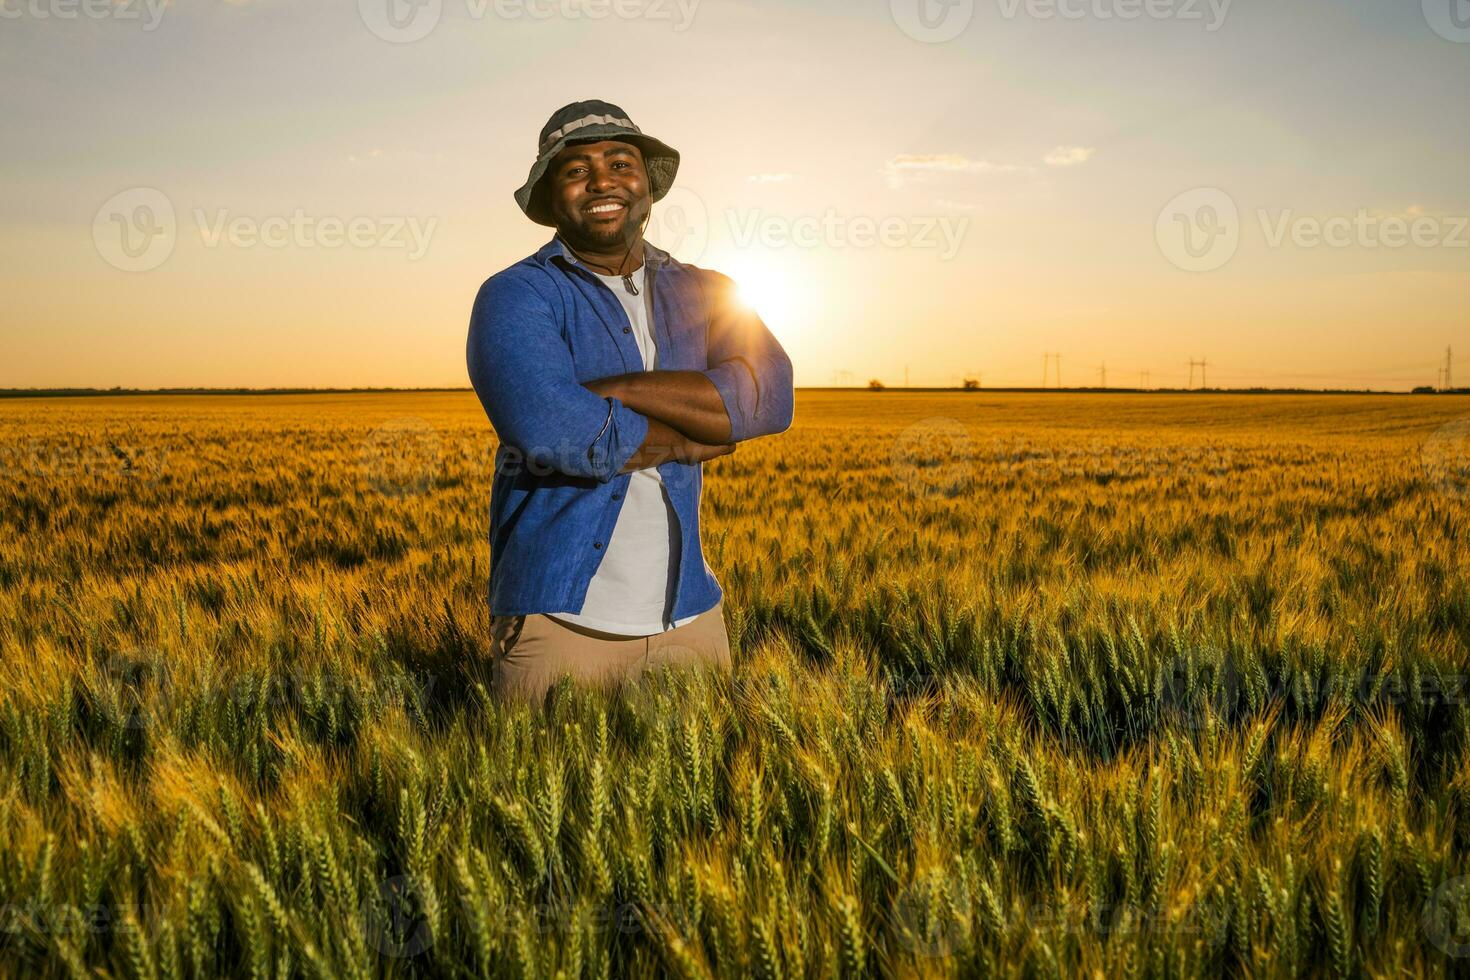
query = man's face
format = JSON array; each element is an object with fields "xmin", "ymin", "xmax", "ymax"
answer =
[{"xmin": 546, "ymin": 140, "xmax": 651, "ymax": 251}]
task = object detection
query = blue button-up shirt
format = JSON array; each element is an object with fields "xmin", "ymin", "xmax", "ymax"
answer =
[{"xmin": 466, "ymin": 234, "xmax": 795, "ymax": 619}]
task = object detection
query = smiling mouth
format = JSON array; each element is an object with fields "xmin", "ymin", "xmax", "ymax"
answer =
[{"xmin": 585, "ymin": 200, "xmax": 627, "ymax": 217}]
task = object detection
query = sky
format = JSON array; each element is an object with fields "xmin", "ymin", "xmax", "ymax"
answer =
[{"xmin": 1, "ymin": 0, "xmax": 1467, "ymax": 391}]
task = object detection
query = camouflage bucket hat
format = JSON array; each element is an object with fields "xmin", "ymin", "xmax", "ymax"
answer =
[{"xmin": 514, "ymin": 99, "xmax": 680, "ymax": 228}]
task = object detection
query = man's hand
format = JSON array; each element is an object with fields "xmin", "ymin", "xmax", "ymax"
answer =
[
  {"xmin": 619, "ymin": 418, "xmax": 734, "ymax": 474},
  {"xmin": 584, "ymin": 372, "xmax": 733, "ymax": 446}
]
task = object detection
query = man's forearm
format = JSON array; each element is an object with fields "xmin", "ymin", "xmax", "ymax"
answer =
[
  {"xmin": 620, "ymin": 417, "xmax": 734, "ymax": 474},
  {"xmin": 585, "ymin": 371, "xmax": 733, "ymax": 445}
]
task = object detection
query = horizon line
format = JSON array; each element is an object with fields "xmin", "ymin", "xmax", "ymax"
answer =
[{"xmin": 3, "ymin": 386, "xmax": 1467, "ymax": 399}]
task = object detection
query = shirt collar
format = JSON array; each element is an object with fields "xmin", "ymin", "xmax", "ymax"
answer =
[{"xmin": 535, "ymin": 232, "xmax": 674, "ymax": 275}]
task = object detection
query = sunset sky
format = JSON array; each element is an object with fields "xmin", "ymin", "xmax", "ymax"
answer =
[{"xmin": 2, "ymin": 0, "xmax": 1467, "ymax": 391}]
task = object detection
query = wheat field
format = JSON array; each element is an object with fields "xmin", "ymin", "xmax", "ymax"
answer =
[{"xmin": 0, "ymin": 390, "xmax": 1467, "ymax": 978}]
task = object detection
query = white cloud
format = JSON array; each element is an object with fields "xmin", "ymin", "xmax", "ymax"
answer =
[{"xmin": 1043, "ymin": 146, "xmax": 1095, "ymax": 167}]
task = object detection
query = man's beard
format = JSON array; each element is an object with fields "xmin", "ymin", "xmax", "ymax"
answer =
[
  {"xmin": 576, "ymin": 223, "xmax": 629, "ymax": 250},
  {"xmin": 560, "ymin": 203, "xmax": 647, "ymax": 254}
]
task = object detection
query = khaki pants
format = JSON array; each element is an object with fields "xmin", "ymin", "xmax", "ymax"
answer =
[{"xmin": 488, "ymin": 599, "xmax": 731, "ymax": 704}]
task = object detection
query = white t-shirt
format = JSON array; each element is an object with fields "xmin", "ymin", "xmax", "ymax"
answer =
[{"xmin": 546, "ymin": 263, "xmax": 701, "ymax": 637}]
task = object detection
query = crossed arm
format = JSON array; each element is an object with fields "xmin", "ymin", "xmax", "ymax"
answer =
[
  {"xmin": 583, "ymin": 269, "xmax": 794, "ymax": 475},
  {"xmin": 467, "ymin": 268, "xmax": 792, "ymax": 483},
  {"xmin": 583, "ymin": 371, "xmax": 737, "ymax": 474}
]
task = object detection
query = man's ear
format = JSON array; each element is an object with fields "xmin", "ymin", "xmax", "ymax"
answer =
[{"xmin": 532, "ymin": 179, "xmax": 554, "ymax": 220}]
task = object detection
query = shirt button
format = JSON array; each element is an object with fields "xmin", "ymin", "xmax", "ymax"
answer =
[
  {"xmin": 611, "ymin": 493, "xmax": 621, "ymax": 500},
  {"xmin": 593, "ymin": 541, "xmax": 602, "ymax": 549},
  {"xmin": 622, "ymin": 327, "xmax": 631, "ymax": 334}
]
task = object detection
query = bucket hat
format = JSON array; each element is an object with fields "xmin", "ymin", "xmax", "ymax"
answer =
[{"xmin": 514, "ymin": 99, "xmax": 680, "ymax": 228}]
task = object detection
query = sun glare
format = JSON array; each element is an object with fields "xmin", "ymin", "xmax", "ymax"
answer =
[{"xmin": 720, "ymin": 254, "xmax": 815, "ymax": 337}]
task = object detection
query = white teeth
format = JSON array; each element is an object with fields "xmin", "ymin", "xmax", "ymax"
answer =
[{"xmin": 588, "ymin": 202, "xmax": 624, "ymax": 214}]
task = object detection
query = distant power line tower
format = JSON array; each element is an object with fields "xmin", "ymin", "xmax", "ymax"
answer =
[
  {"xmin": 1188, "ymin": 358, "xmax": 1209, "ymax": 390},
  {"xmin": 830, "ymin": 369, "xmax": 854, "ymax": 387},
  {"xmin": 1445, "ymin": 346, "xmax": 1455, "ymax": 391},
  {"xmin": 1097, "ymin": 363, "xmax": 1107, "ymax": 389},
  {"xmin": 1042, "ymin": 352, "xmax": 1062, "ymax": 388},
  {"xmin": 1139, "ymin": 370, "xmax": 1151, "ymax": 389}
]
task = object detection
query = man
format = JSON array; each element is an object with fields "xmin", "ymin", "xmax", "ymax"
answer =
[{"xmin": 467, "ymin": 100, "xmax": 795, "ymax": 705}]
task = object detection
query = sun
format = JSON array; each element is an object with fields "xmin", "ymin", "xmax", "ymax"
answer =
[
  {"xmin": 719, "ymin": 254, "xmax": 815, "ymax": 335},
  {"xmin": 734, "ymin": 272, "xmax": 793, "ymax": 321}
]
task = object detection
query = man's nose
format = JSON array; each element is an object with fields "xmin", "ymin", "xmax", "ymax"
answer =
[{"xmin": 585, "ymin": 164, "xmax": 618, "ymax": 193}]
